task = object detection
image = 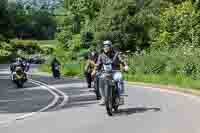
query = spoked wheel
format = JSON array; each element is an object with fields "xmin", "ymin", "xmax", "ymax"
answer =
[
  {"xmin": 106, "ymin": 97, "xmax": 113, "ymax": 116},
  {"xmin": 113, "ymin": 96, "xmax": 119, "ymax": 112},
  {"xmin": 105, "ymin": 81, "xmax": 114, "ymax": 116}
]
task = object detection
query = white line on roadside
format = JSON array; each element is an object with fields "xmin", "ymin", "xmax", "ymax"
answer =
[
  {"xmin": 29, "ymin": 79, "xmax": 69, "ymax": 109},
  {"xmin": 128, "ymin": 84, "xmax": 200, "ymax": 103},
  {"xmin": 0, "ymin": 79, "xmax": 61, "ymax": 126},
  {"xmin": 15, "ymin": 80, "xmax": 62, "ymax": 120},
  {"xmin": 0, "ymin": 76, "xmax": 10, "ymax": 79},
  {"xmin": 0, "ymin": 98, "xmax": 36, "ymax": 102}
]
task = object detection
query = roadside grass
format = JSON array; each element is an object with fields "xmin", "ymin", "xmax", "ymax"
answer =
[
  {"xmin": 36, "ymin": 40, "xmax": 59, "ymax": 48},
  {"xmin": 40, "ymin": 62, "xmax": 84, "ymax": 77},
  {"xmin": 124, "ymin": 73, "xmax": 200, "ymax": 90},
  {"xmin": 40, "ymin": 63, "xmax": 200, "ymax": 91},
  {"xmin": 38, "ymin": 43, "xmax": 200, "ymax": 92}
]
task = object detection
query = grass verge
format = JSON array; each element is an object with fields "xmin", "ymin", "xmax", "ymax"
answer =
[
  {"xmin": 124, "ymin": 73, "xmax": 200, "ymax": 91},
  {"xmin": 40, "ymin": 62, "xmax": 84, "ymax": 78},
  {"xmin": 40, "ymin": 63, "xmax": 200, "ymax": 93}
]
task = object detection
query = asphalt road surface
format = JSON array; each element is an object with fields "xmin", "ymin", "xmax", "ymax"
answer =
[{"xmin": 0, "ymin": 64, "xmax": 200, "ymax": 133}]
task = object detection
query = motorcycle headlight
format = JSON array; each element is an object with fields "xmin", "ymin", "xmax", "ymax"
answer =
[{"xmin": 102, "ymin": 73, "xmax": 112, "ymax": 79}]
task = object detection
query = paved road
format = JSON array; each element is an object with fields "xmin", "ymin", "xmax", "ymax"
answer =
[{"xmin": 0, "ymin": 64, "xmax": 200, "ymax": 133}]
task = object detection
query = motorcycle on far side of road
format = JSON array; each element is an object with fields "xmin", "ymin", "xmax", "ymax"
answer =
[{"xmin": 53, "ymin": 63, "xmax": 61, "ymax": 79}]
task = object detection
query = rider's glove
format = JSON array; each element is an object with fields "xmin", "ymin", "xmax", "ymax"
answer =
[{"xmin": 124, "ymin": 65, "xmax": 129, "ymax": 72}]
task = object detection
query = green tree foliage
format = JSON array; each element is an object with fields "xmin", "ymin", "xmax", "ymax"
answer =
[
  {"xmin": 58, "ymin": 0, "xmax": 200, "ymax": 53},
  {"xmin": 0, "ymin": 0, "xmax": 57, "ymax": 40},
  {"xmin": 12, "ymin": 2, "xmax": 57, "ymax": 40},
  {"xmin": 155, "ymin": 1, "xmax": 200, "ymax": 48},
  {"xmin": 58, "ymin": 0, "xmax": 160, "ymax": 52},
  {"xmin": 0, "ymin": 0, "xmax": 12, "ymax": 39}
]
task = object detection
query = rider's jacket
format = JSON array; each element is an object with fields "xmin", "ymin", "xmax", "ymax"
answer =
[
  {"xmin": 85, "ymin": 52, "xmax": 98, "ymax": 73},
  {"xmin": 51, "ymin": 59, "xmax": 60, "ymax": 71},
  {"xmin": 10, "ymin": 62, "xmax": 25, "ymax": 72},
  {"xmin": 85, "ymin": 59, "xmax": 97, "ymax": 73},
  {"xmin": 96, "ymin": 50, "xmax": 126, "ymax": 71}
]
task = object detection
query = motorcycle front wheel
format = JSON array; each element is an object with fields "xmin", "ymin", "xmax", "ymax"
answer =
[
  {"xmin": 16, "ymin": 81, "xmax": 24, "ymax": 88},
  {"xmin": 105, "ymin": 80, "xmax": 114, "ymax": 116}
]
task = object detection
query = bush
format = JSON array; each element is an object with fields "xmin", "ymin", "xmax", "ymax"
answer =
[
  {"xmin": 10, "ymin": 40, "xmax": 43, "ymax": 54},
  {"xmin": 56, "ymin": 30, "xmax": 72, "ymax": 49},
  {"xmin": 0, "ymin": 55, "xmax": 12, "ymax": 63},
  {"xmin": 81, "ymin": 31, "xmax": 94, "ymax": 48}
]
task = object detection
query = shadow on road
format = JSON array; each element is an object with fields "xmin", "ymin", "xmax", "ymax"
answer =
[{"xmin": 115, "ymin": 107, "xmax": 161, "ymax": 116}]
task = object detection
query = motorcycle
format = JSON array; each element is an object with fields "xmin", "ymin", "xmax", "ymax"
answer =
[
  {"xmin": 53, "ymin": 64, "xmax": 61, "ymax": 79},
  {"xmin": 102, "ymin": 59, "xmax": 122, "ymax": 116},
  {"xmin": 12, "ymin": 67, "xmax": 27, "ymax": 88}
]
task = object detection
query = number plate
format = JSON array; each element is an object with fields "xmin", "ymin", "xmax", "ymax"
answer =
[{"xmin": 103, "ymin": 64, "xmax": 112, "ymax": 72}]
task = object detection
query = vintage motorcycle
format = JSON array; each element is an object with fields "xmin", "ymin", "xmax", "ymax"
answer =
[{"xmin": 102, "ymin": 59, "xmax": 124, "ymax": 116}]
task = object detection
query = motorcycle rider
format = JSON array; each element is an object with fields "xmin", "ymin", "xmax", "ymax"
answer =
[
  {"xmin": 51, "ymin": 57, "xmax": 61, "ymax": 79},
  {"xmin": 84, "ymin": 50, "xmax": 98, "ymax": 88},
  {"xmin": 10, "ymin": 57, "xmax": 27, "ymax": 81},
  {"xmin": 92, "ymin": 40, "xmax": 129, "ymax": 105},
  {"xmin": 10, "ymin": 58, "xmax": 24, "ymax": 73}
]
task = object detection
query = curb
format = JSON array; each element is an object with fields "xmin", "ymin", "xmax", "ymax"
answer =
[{"xmin": 127, "ymin": 81, "xmax": 200, "ymax": 97}]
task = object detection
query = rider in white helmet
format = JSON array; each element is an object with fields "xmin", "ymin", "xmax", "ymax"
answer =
[{"xmin": 93, "ymin": 40, "xmax": 129, "ymax": 105}]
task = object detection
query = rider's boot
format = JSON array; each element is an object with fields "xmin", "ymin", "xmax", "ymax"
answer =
[{"xmin": 99, "ymin": 97, "xmax": 105, "ymax": 105}]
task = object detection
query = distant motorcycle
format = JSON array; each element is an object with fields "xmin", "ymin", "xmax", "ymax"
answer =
[
  {"xmin": 12, "ymin": 67, "xmax": 27, "ymax": 88},
  {"xmin": 53, "ymin": 64, "xmax": 61, "ymax": 79}
]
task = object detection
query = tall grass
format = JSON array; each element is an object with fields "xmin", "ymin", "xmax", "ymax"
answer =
[
  {"xmin": 125, "ymin": 73, "xmax": 200, "ymax": 90},
  {"xmin": 128, "ymin": 47, "xmax": 200, "ymax": 80}
]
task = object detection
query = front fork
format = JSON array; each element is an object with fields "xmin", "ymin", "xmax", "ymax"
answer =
[{"xmin": 105, "ymin": 79, "xmax": 119, "ymax": 105}]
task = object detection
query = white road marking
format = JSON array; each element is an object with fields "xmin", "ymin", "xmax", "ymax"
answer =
[
  {"xmin": 0, "ymin": 98, "xmax": 36, "ymax": 102},
  {"xmin": 128, "ymin": 84, "xmax": 200, "ymax": 103},
  {"xmin": 29, "ymin": 79, "xmax": 69, "ymax": 109},
  {"xmin": 0, "ymin": 80, "xmax": 61, "ymax": 126},
  {"xmin": 0, "ymin": 76, "xmax": 10, "ymax": 79}
]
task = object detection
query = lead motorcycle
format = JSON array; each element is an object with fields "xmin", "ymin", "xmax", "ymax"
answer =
[
  {"xmin": 102, "ymin": 59, "xmax": 124, "ymax": 116},
  {"xmin": 12, "ymin": 66, "xmax": 27, "ymax": 88}
]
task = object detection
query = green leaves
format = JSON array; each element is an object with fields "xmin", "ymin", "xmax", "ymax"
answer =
[{"xmin": 156, "ymin": 1, "xmax": 200, "ymax": 48}]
